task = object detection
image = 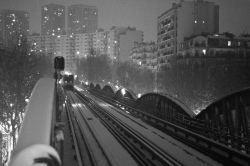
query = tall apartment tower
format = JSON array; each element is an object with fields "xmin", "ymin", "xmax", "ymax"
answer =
[
  {"xmin": 157, "ymin": 0, "xmax": 219, "ymax": 65},
  {"xmin": 68, "ymin": 4, "xmax": 98, "ymax": 34},
  {"xmin": 41, "ymin": 4, "xmax": 66, "ymax": 36},
  {"xmin": 0, "ymin": 10, "xmax": 29, "ymax": 42}
]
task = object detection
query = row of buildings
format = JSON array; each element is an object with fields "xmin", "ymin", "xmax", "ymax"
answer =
[
  {"xmin": 0, "ymin": 4, "xmax": 144, "ymax": 74},
  {"xmin": 29, "ymin": 27, "xmax": 143, "ymax": 73},
  {"xmin": 131, "ymin": 34, "xmax": 250, "ymax": 70},
  {"xmin": 41, "ymin": 4, "xmax": 98, "ymax": 36},
  {"xmin": 0, "ymin": 4, "xmax": 98, "ymax": 41},
  {"xmin": 130, "ymin": 0, "xmax": 250, "ymax": 70},
  {"xmin": 2, "ymin": 0, "xmax": 250, "ymax": 73}
]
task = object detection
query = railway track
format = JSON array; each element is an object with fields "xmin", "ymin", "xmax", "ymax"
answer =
[
  {"xmin": 72, "ymin": 87, "xmax": 230, "ymax": 166},
  {"xmin": 74, "ymin": 89, "xmax": 184, "ymax": 166},
  {"xmin": 83, "ymin": 87, "xmax": 250, "ymax": 166},
  {"xmin": 65, "ymin": 91, "xmax": 113, "ymax": 166}
]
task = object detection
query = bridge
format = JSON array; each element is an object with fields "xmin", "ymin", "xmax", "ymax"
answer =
[{"xmin": 7, "ymin": 78, "xmax": 250, "ymax": 166}]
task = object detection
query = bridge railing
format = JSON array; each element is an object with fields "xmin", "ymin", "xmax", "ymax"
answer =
[{"xmin": 9, "ymin": 78, "xmax": 61, "ymax": 166}]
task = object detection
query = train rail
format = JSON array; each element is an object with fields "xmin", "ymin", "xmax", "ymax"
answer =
[
  {"xmin": 65, "ymin": 91, "xmax": 112, "ymax": 166},
  {"xmin": 84, "ymin": 87, "xmax": 250, "ymax": 166},
  {"xmin": 73, "ymin": 87, "xmax": 227, "ymax": 166},
  {"xmin": 65, "ymin": 90, "xmax": 139, "ymax": 166},
  {"xmin": 75, "ymin": 89, "xmax": 185, "ymax": 166}
]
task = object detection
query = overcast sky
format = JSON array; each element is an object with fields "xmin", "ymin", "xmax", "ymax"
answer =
[{"xmin": 1, "ymin": 0, "xmax": 250, "ymax": 42}]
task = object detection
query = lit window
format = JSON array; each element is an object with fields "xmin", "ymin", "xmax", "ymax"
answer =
[
  {"xmin": 202, "ymin": 49, "xmax": 206, "ymax": 55},
  {"xmin": 228, "ymin": 41, "xmax": 232, "ymax": 46}
]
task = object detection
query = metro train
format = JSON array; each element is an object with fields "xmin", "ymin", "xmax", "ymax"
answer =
[{"xmin": 62, "ymin": 74, "xmax": 74, "ymax": 90}]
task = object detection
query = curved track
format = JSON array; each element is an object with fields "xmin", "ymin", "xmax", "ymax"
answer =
[
  {"xmin": 84, "ymin": 87, "xmax": 250, "ymax": 166},
  {"xmin": 76, "ymin": 90, "xmax": 183, "ymax": 166},
  {"xmin": 72, "ymin": 86, "xmax": 228, "ymax": 166}
]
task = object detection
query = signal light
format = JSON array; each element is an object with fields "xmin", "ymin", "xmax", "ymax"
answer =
[{"xmin": 54, "ymin": 56, "xmax": 65, "ymax": 70}]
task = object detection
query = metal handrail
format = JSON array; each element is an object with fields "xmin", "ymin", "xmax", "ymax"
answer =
[{"xmin": 9, "ymin": 78, "xmax": 61, "ymax": 166}]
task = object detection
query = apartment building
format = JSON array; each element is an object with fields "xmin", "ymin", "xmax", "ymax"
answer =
[
  {"xmin": 0, "ymin": 10, "xmax": 29, "ymax": 42},
  {"xmin": 41, "ymin": 4, "xmax": 66, "ymax": 36},
  {"xmin": 111, "ymin": 27, "xmax": 143, "ymax": 62},
  {"xmin": 28, "ymin": 27, "xmax": 143, "ymax": 73},
  {"xmin": 157, "ymin": 0, "xmax": 219, "ymax": 67},
  {"xmin": 68, "ymin": 5, "xmax": 98, "ymax": 34},
  {"xmin": 130, "ymin": 42, "xmax": 157, "ymax": 70},
  {"xmin": 178, "ymin": 34, "xmax": 250, "ymax": 58}
]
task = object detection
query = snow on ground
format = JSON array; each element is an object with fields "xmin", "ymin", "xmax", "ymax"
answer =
[{"xmin": 85, "ymin": 91, "xmax": 223, "ymax": 166}]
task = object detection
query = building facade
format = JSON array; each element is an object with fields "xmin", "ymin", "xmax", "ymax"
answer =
[
  {"xmin": 41, "ymin": 4, "xmax": 66, "ymax": 36},
  {"xmin": 68, "ymin": 5, "xmax": 98, "ymax": 34},
  {"xmin": 157, "ymin": 0, "xmax": 219, "ymax": 67},
  {"xmin": 29, "ymin": 27, "xmax": 143, "ymax": 73},
  {"xmin": 0, "ymin": 10, "xmax": 29, "ymax": 42},
  {"xmin": 112, "ymin": 27, "xmax": 143, "ymax": 62},
  {"xmin": 28, "ymin": 30, "xmax": 115, "ymax": 73},
  {"xmin": 178, "ymin": 34, "xmax": 250, "ymax": 58},
  {"xmin": 130, "ymin": 42, "xmax": 158, "ymax": 70}
]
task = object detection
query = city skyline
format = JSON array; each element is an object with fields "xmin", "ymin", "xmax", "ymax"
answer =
[{"xmin": 1, "ymin": 0, "xmax": 250, "ymax": 42}]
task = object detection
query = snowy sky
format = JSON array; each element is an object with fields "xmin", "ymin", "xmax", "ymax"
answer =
[{"xmin": 1, "ymin": 0, "xmax": 250, "ymax": 42}]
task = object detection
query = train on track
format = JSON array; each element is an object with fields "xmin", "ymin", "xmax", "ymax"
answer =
[{"xmin": 62, "ymin": 74, "xmax": 74, "ymax": 90}]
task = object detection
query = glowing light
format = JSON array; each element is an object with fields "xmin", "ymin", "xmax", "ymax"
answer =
[
  {"xmin": 121, "ymin": 88, "xmax": 126, "ymax": 96},
  {"xmin": 64, "ymin": 71, "xmax": 72, "ymax": 75},
  {"xmin": 138, "ymin": 93, "xmax": 141, "ymax": 98},
  {"xmin": 202, "ymin": 49, "xmax": 206, "ymax": 55},
  {"xmin": 25, "ymin": 99, "xmax": 29, "ymax": 103}
]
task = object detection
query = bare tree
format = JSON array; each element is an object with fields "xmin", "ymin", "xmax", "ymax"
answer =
[
  {"xmin": 115, "ymin": 61, "xmax": 154, "ymax": 94},
  {"xmin": 77, "ymin": 54, "xmax": 112, "ymax": 83},
  {"xmin": 0, "ymin": 33, "xmax": 53, "ymax": 149}
]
